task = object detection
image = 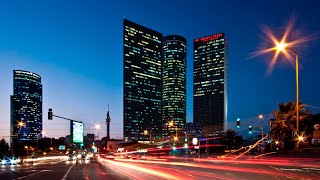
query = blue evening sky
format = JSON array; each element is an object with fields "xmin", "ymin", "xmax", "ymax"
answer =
[{"xmin": 0, "ymin": 0, "xmax": 319, "ymax": 140}]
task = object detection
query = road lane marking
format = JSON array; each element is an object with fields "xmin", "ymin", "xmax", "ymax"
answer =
[
  {"xmin": 61, "ymin": 164, "xmax": 75, "ymax": 180},
  {"xmin": 15, "ymin": 170, "xmax": 53, "ymax": 179},
  {"xmin": 280, "ymin": 168, "xmax": 303, "ymax": 172},
  {"xmin": 303, "ymin": 168, "xmax": 320, "ymax": 171}
]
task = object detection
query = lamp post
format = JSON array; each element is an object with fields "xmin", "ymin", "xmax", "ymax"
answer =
[
  {"xmin": 144, "ymin": 130, "xmax": 152, "ymax": 146},
  {"xmin": 258, "ymin": 114, "xmax": 264, "ymax": 140},
  {"xmin": 169, "ymin": 121, "xmax": 179, "ymax": 147},
  {"xmin": 256, "ymin": 22, "xmax": 308, "ymax": 149},
  {"xmin": 274, "ymin": 43, "xmax": 300, "ymax": 148},
  {"xmin": 24, "ymin": 146, "xmax": 28, "ymax": 155}
]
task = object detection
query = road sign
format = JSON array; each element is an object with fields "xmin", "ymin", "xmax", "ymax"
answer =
[{"xmin": 187, "ymin": 123, "xmax": 203, "ymax": 135}]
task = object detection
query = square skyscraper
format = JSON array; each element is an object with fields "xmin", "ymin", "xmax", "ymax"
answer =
[
  {"xmin": 193, "ymin": 33, "xmax": 228, "ymax": 133},
  {"xmin": 123, "ymin": 19, "xmax": 163, "ymax": 141}
]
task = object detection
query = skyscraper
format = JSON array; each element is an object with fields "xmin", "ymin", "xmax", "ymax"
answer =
[
  {"xmin": 123, "ymin": 19, "xmax": 163, "ymax": 141},
  {"xmin": 162, "ymin": 35, "xmax": 187, "ymax": 137},
  {"xmin": 11, "ymin": 70, "xmax": 43, "ymax": 143},
  {"xmin": 193, "ymin": 33, "xmax": 228, "ymax": 133}
]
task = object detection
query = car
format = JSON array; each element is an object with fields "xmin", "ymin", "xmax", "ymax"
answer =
[{"xmin": 1, "ymin": 157, "xmax": 21, "ymax": 165}]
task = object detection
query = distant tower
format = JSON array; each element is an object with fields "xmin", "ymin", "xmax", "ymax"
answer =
[{"xmin": 106, "ymin": 106, "xmax": 111, "ymax": 140}]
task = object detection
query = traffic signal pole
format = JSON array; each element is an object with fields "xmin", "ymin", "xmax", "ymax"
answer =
[{"xmin": 47, "ymin": 108, "xmax": 83, "ymax": 165}]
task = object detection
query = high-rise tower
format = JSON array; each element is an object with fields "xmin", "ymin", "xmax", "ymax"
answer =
[
  {"xmin": 123, "ymin": 19, "xmax": 163, "ymax": 141},
  {"xmin": 162, "ymin": 35, "xmax": 187, "ymax": 137},
  {"xmin": 193, "ymin": 33, "xmax": 228, "ymax": 133},
  {"xmin": 11, "ymin": 70, "xmax": 43, "ymax": 143}
]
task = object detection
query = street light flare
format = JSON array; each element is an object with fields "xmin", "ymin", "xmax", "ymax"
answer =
[
  {"xmin": 94, "ymin": 124, "xmax": 101, "ymax": 130},
  {"xmin": 258, "ymin": 114, "xmax": 264, "ymax": 119},
  {"xmin": 168, "ymin": 121, "xmax": 174, "ymax": 127},
  {"xmin": 251, "ymin": 18, "xmax": 314, "ymax": 74},
  {"xmin": 143, "ymin": 130, "xmax": 148, "ymax": 135},
  {"xmin": 276, "ymin": 42, "xmax": 288, "ymax": 51}
]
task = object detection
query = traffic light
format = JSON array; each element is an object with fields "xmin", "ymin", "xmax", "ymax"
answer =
[
  {"xmin": 236, "ymin": 118, "xmax": 240, "ymax": 129},
  {"xmin": 249, "ymin": 125, "xmax": 252, "ymax": 134},
  {"xmin": 48, "ymin": 108, "xmax": 53, "ymax": 120}
]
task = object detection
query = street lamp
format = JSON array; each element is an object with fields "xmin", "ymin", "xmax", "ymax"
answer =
[
  {"xmin": 24, "ymin": 146, "xmax": 28, "ymax": 155},
  {"xmin": 143, "ymin": 129, "xmax": 152, "ymax": 145},
  {"xmin": 174, "ymin": 136, "xmax": 178, "ymax": 141},
  {"xmin": 274, "ymin": 43, "xmax": 300, "ymax": 148},
  {"xmin": 255, "ymin": 21, "xmax": 311, "ymax": 148},
  {"xmin": 18, "ymin": 121, "xmax": 25, "ymax": 129},
  {"xmin": 258, "ymin": 114, "xmax": 264, "ymax": 120},
  {"xmin": 258, "ymin": 114, "xmax": 265, "ymax": 140},
  {"xmin": 168, "ymin": 121, "xmax": 178, "ymax": 139}
]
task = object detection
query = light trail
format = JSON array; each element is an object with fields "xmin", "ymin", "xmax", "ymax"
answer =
[
  {"xmin": 111, "ymin": 157, "xmax": 320, "ymax": 179},
  {"xmin": 99, "ymin": 158, "xmax": 182, "ymax": 179}
]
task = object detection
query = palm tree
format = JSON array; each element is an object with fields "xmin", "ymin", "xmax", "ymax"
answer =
[
  {"xmin": 223, "ymin": 129, "xmax": 243, "ymax": 150},
  {"xmin": 271, "ymin": 101, "xmax": 311, "ymax": 148}
]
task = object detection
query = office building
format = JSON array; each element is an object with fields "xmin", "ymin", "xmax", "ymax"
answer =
[
  {"xmin": 123, "ymin": 19, "xmax": 163, "ymax": 141},
  {"xmin": 193, "ymin": 33, "xmax": 228, "ymax": 133},
  {"xmin": 11, "ymin": 70, "xmax": 43, "ymax": 143},
  {"xmin": 162, "ymin": 35, "xmax": 187, "ymax": 137}
]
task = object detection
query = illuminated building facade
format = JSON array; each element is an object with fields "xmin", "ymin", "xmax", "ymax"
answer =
[
  {"xmin": 162, "ymin": 35, "xmax": 187, "ymax": 137},
  {"xmin": 193, "ymin": 33, "xmax": 228, "ymax": 133},
  {"xmin": 11, "ymin": 70, "xmax": 43, "ymax": 143},
  {"xmin": 123, "ymin": 19, "xmax": 163, "ymax": 141}
]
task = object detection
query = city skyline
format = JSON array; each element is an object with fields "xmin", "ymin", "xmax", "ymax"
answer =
[{"xmin": 1, "ymin": 1, "xmax": 320, "ymax": 141}]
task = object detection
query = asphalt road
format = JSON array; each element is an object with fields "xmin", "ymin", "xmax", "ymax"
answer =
[
  {"xmin": 98, "ymin": 156, "xmax": 320, "ymax": 180},
  {"xmin": 1, "ymin": 156, "xmax": 320, "ymax": 180},
  {"xmin": 0, "ymin": 158, "xmax": 128, "ymax": 180}
]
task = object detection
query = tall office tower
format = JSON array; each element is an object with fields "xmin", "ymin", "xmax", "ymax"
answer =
[
  {"xmin": 193, "ymin": 33, "xmax": 228, "ymax": 133},
  {"xmin": 123, "ymin": 19, "xmax": 163, "ymax": 141},
  {"xmin": 162, "ymin": 35, "xmax": 187, "ymax": 138},
  {"xmin": 11, "ymin": 70, "xmax": 42, "ymax": 143}
]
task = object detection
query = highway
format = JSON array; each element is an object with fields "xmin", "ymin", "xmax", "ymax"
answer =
[{"xmin": 1, "ymin": 156, "xmax": 320, "ymax": 180}]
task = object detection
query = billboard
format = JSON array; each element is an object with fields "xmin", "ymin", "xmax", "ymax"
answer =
[
  {"xmin": 187, "ymin": 123, "xmax": 203, "ymax": 135},
  {"xmin": 59, "ymin": 145, "xmax": 66, "ymax": 150},
  {"xmin": 71, "ymin": 121, "xmax": 84, "ymax": 144}
]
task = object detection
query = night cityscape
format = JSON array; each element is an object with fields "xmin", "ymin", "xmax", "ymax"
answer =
[{"xmin": 0, "ymin": 1, "xmax": 320, "ymax": 180}]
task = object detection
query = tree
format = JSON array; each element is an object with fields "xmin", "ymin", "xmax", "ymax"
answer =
[
  {"xmin": 0, "ymin": 138, "xmax": 10, "ymax": 157},
  {"xmin": 222, "ymin": 129, "xmax": 243, "ymax": 150},
  {"xmin": 271, "ymin": 101, "xmax": 311, "ymax": 149}
]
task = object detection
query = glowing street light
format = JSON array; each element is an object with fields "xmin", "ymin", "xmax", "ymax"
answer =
[
  {"xmin": 168, "ymin": 121, "xmax": 174, "ymax": 127},
  {"xmin": 17, "ymin": 120, "xmax": 25, "ymax": 129},
  {"xmin": 258, "ymin": 114, "xmax": 264, "ymax": 119},
  {"xmin": 143, "ymin": 130, "xmax": 148, "ymax": 135},
  {"xmin": 94, "ymin": 124, "xmax": 101, "ymax": 130},
  {"xmin": 253, "ymin": 19, "xmax": 313, "ymax": 149},
  {"xmin": 174, "ymin": 136, "xmax": 178, "ymax": 141},
  {"xmin": 94, "ymin": 123, "xmax": 101, "ymax": 140}
]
